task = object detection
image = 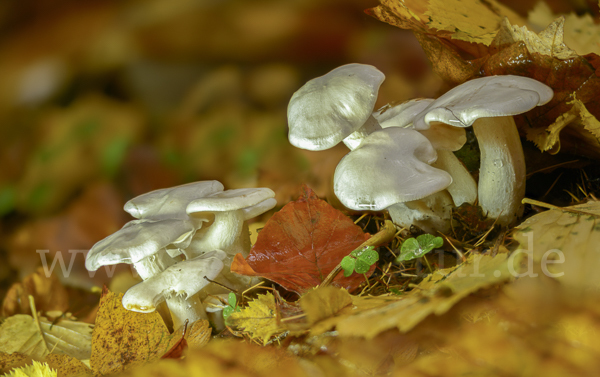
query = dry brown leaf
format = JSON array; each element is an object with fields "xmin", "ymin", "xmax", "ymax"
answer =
[
  {"xmin": 90, "ymin": 288, "xmax": 210, "ymax": 375},
  {"xmin": 2, "ymin": 267, "xmax": 69, "ymax": 317},
  {"xmin": 0, "ymin": 352, "xmax": 31, "ymax": 374}
]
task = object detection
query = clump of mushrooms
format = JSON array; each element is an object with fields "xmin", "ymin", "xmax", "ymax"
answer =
[
  {"xmin": 287, "ymin": 63, "xmax": 553, "ymax": 231},
  {"xmin": 85, "ymin": 181, "xmax": 276, "ymax": 329}
]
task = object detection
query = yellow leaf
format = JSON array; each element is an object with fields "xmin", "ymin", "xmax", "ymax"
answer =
[
  {"xmin": 370, "ymin": 0, "xmax": 525, "ymax": 45},
  {"xmin": 0, "ymin": 314, "xmax": 92, "ymax": 360},
  {"xmin": 297, "ymin": 286, "xmax": 352, "ymax": 335},
  {"xmin": 227, "ymin": 292, "xmax": 286, "ymax": 345},
  {"xmin": 90, "ymin": 289, "xmax": 210, "ymax": 375},
  {"xmin": 110, "ymin": 340, "xmax": 311, "ymax": 377},
  {"xmin": 334, "ymin": 253, "xmax": 514, "ymax": 338},
  {"xmin": 529, "ymin": 2, "xmax": 600, "ymax": 56},
  {"xmin": 44, "ymin": 354, "xmax": 92, "ymax": 377},
  {"xmin": 3, "ymin": 361, "xmax": 56, "ymax": 377},
  {"xmin": 514, "ymin": 200, "xmax": 600, "ymax": 295},
  {"xmin": 526, "ymin": 97, "xmax": 600, "ymax": 153},
  {"xmin": 493, "ymin": 17, "xmax": 578, "ymax": 59}
]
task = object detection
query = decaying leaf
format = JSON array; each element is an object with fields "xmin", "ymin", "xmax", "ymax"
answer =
[
  {"xmin": 528, "ymin": 1, "xmax": 600, "ymax": 56},
  {"xmin": 227, "ymin": 292, "xmax": 286, "ymax": 344},
  {"xmin": 231, "ymin": 185, "xmax": 371, "ymax": 294},
  {"xmin": 367, "ymin": 0, "xmax": 525, "ymax": 47},
  {"xmin": 0, "ymin": 314, "xmax": 93, "ymax": 360},
  {"xmin": 331, "ymin": 253, "xmax": 514, "ymax": 339},
  {"xmin": 112, "ymin": 340, "xmax": 313, "ymax": 377},
  {"xmin": 90, "ymin": 288, "xmax": 210, "ymax": 375},
  {"xmin": 1, "ymin": 267, "xmax": 69, "ymax": 317},
  {"xmin": 45, "ymin": 354, "xmax": 93, "ymax": 377},
  {"xmin": 374, "ymin": 0, "xmax": 600, "ymax": 159},
  {"xmin": 514, "ymin": 200, "xmax": 600, "ymax": 297}
]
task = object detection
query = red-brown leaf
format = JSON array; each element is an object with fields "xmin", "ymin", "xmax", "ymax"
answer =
[{"xmin": 231, "ymin": 185, "xmax": 371, "ymax": 294}]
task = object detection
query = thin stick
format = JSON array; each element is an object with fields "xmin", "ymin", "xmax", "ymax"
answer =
[
  {"xmin": 29, "ymin": 295, "xmax": 50, "ymax": 354},
  {"xmin": 522, "ymin": 197, "xmax": 599, "ymax": 217}
]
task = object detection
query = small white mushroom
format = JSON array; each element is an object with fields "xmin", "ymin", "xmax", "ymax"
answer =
[
  {"xmin": 122, "ymin": 250, "xmax": 226, "ymax": 330},
  {"xmin": 334, "ymin": 127, "xmax": 453, "ymax": 233},
  {"xmin": 85, "ymin": 219, "xmax": 196, "ymax": 280},
  {"xmin": 124, "ymin": 181, "xmax": 224, "ymax": 223},
  {"xmin": 186, "ymin": 188, "xmax": 277, "ymax": 257},
  {"xmin": 412, "ymin": 75, "xmax": 553, "ymax": 225},
  {"xmin": 287, "ymin": 63, "xmax": 385, "ymax": 151},
  {"xmin": 375, "ymin": 99, "xmax": 476, "ymax": 207}
]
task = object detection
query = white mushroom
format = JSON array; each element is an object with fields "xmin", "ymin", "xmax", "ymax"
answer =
[
  {"xmin": 85, "ymin": 219, "xmax": 196, "ymax": 280},
  {"xmin": 287, "ymin": 63, "xmax": 385, "ymax": 151},
  {"xmin": 122, "ymin": 250, "xmax": 226, "ymax": 330},
  {"xmin": 375, "ymin": 99, "xmax": 477, "ymax": 207},
  {"xmin": 411, "ymin": 75, "xmax": 553, "ymax": 225},
  {"xmin": 186, "ymin": 188, "xmax": 277, "ymax": 258},
  {"xmin": 334, "ymin": 127, "xmax": 453, "ymax": 233},
  {"xmin": 124, "ymin": 181, "xmax": 224, "ymax": 224}
]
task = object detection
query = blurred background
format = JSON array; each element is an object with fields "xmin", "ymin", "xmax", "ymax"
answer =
[{"xmin": 0, "ymin": 0, "xmax": 590, "ymax": 293}]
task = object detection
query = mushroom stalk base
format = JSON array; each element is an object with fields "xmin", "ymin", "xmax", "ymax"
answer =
[
  {"xmin": 166, "ymin": 294, "xmax": 207, "ymax": 331},
  {"xmin": 387, "ymin": 191, "xmax": 455, "ymax": 234},
  {"xmin": 472, "ymin": 116, "xmax": 525, "ymax": 226}
]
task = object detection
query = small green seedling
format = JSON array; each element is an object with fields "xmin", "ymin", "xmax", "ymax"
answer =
[
  {"xmin": 222, "ymin": 292, "xmax": 240, "ymax": 324},
  {"xmin": 396, "ymin": 234, "xmax": 443, "ymax": 263},
  {"xmin": 340, "ymin": 246, "xmax": 379, "ymax": 277}
]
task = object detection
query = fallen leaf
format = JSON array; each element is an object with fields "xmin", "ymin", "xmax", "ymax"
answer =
[
  {"xmin": 0, "ymin": 314, "xmax": 93, "ymax": 360},
  {"xmin": 90, "ymin": 288, "xmax": 210, "ymax": 375},
  {"xmin": 45, "ymin": 354, "xmax": 93, "ymax": 377},
  {"xmin": 367, "ymin": 0, "xmax": 525, "ymax": 48},
  {"xmin": 0, "ymin": 352, "xmax": 31, "ymax": 374},
  {"xmin": 227, "ymin": 292, "xmax": 286, "ymax": 344},
  {"xmin": 2, "ymin": 267, "xmax": 69, "ymax": 317},
  {"xmin": 231, "ymin": 185, "xmax": 371, "ymax": 294},
  {"xmin": 333, "ymin": 253, "xmax": 514, "ymax": 339},
  {"xmin": 378, "ymin": 4, "xmax": 600, "ymax": 159},
  {"xmin": 514, "ymin": 200, "xmax": 600, "ymax": 298},
  {"xmin": 111, "ymin": 340, "xmax": 312, "ymax": 377},
  {"xmin": 528, "ymin": 1, "xmax": 600, "ymax": 56}
]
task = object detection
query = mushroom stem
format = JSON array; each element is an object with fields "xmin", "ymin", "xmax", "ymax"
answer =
[
  {"xmin": 133, "ymin": 252, "xmax": 176, "ymax": 280},
  {"xmin": 188, "ymin": 210, "xmax": 244, "ymax": 256},
  {"xmin": 431, "ymin": 150, "xmax": 478, "ymax": 206},
  {"xmin": 387, "ymin": 190, "xmax": 455, "ymax": 234},
  {"xmin": 342, "ymin": 115, "xmax": 382, "ymax": 150},
  {"xmin": 166, "ymin": 294, "xmax": 207, "ymax": 330},
  {"xmin": 472, "ymin": 116, "xmax": 525, "ymax": 226}
]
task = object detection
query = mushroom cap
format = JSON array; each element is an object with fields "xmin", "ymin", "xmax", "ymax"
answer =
[
  {"xmin": 412, "ymin": 75, "xmax": 553, "ymax": 130},
  {"xmin": 287, "ymin": 63, "xmax": 385, "ymax": 151},
  {"xmin": 334, "ymin": 127, "xmax": 452, "ymax": 211},
  {"xmin": 124, "ymin": 180, "xmax": 224, "ymax": 220},
  {"xmin": 85, "ymin": 219, "xmax": 196, "ymax": 271},
  {"xmin": 186, "ymin": 187, "xmax": 276, "ymax": 214},
  {"xmin": 374, "ymin": 98, "xmax": 434, "ymax": 129},
  {"xmin": 122, "ymin": 250, "xmax": 226, "ymax": 313}
]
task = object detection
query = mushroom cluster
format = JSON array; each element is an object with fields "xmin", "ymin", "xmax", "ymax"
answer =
[
  {"xmin": 287, "ymin": 64, "xmax": 553, "ymax": 232},
  {"xmin": 85, "ymin": 181, "xmax": 276, "ymax": 329}
]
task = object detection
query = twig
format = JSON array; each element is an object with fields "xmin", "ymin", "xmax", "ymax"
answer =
[
  {"xmin": 29, "ymin": 295, "xmax": 50, "ymax": 355},
  {"xmin": 522, "ymin": 197, "xmax": 599, "ymax": 217}
]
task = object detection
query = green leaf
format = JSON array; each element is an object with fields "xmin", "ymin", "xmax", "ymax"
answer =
[
  {"xmin": 223, "ymin": 306, "xmax": 235, "ymax": 324},
  {"xmin": 416, "ymin": 234, "xmax": 443, "ymax": 252},
  {"xmin": 340, "ymin": 256, "xmax": 356, "ymax": 277},
  {"xmin": 350, "ymin": 245, "xmax": 374, "ymax": 258},
  {"xmin": 354, "ymin": 258, "xmax": 371, "ymax": 274},
  {"xmin": 228, "ymin": 292, "xmax": 237, "ymax": 308},
  {"xmin": 357, "ymin": 248, "xmax": 379, "ymax": 266}
]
